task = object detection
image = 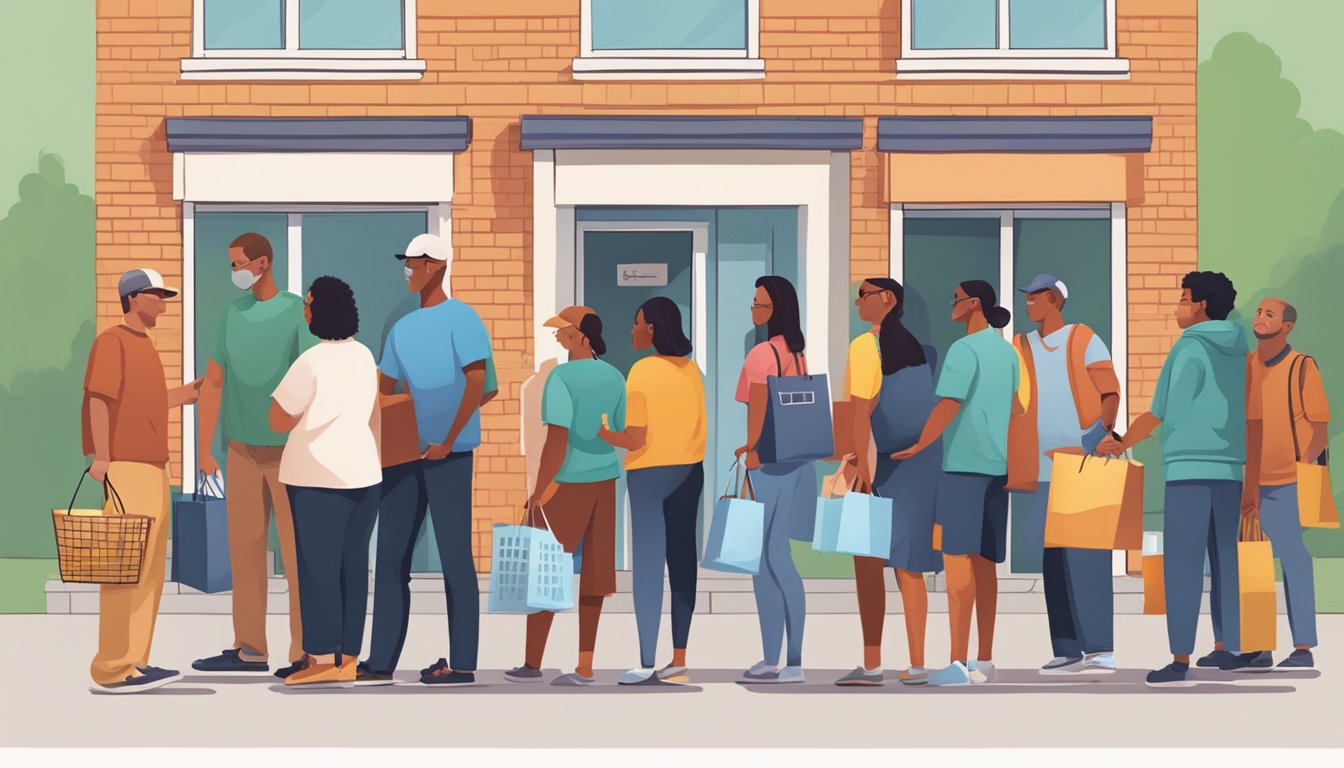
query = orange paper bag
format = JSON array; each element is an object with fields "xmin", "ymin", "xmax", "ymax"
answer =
[
  {"xmin": 1044, "ymin": 448, "xmax": 1143, "ymax": 550},
  {"xmin": 1238, "ymin": 518, "xmax": 1277, "ymax": 653},
  {"xmin": 1297, "ymin": 460, "xmax": 1339, "ymax": 529},
  {"xmin": 1142, "ymin": 555, "xmax": 1165, "ymax": 615}
]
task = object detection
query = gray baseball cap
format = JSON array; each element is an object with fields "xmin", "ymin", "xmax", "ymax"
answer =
[
  {"xmin": 1017, "ymin": 273, "xmax": 1068, "ymax": 300},
  {"xmin": 118, "ymin": 268, "xmax": 179, "ymax": 299}
]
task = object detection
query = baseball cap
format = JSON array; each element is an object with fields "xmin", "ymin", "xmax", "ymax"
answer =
[
  {"xmin": 1017, "ymin": 273, "xmax": 1068, "ymax": 300},
  {"xmin": 395, "ymin": 233, "xmax": 450, "ymax": 262},
  {"xmin": 543, "ymin": 305, "xmax": 596, "ymax": 329},
  {"xmin": 118, "ymin": 268, "xmax": 178, "ymax": 299}
]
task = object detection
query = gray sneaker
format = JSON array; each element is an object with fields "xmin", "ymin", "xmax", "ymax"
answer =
[
  {"xmin": 504, "ymin": 665, "xmax": 545, "ymax": 683},
  {"xmin": 755, "ymin": 665, "xmax": 804, "ymax": 684},
  {"xmin": 550, "ymin": 672, "xmax": 595, "ymax": 687},
  {"xmin": 1080, "ymin": 653, "xmax": 1117, "ymax": 674},
  {"xmin": 969, "ymin": 660, "xmax": 997, "ymax": 684},
  {"xmin": 835, "ymin": 666, "xmax": 884, "ymax": 687},
  {"xmin": 617, "ymin": 667, "xmax": 657, "ymax": 685},
  {"xmin": 742, "ymin": 660, "xmax": 780, "ymax": 681},
  {"xmin": 1040, "ymin": 656, "xmax": 1085, "ymax": 675}
]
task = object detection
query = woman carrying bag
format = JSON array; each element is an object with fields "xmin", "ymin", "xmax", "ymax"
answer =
[
  {"xmin": 735, "ymin": 276, "xmax": 820, "ymax": 684},
  {"xmin": 269, "ymin": 276, "xmax": 382, "ymax": 688},
  {"xmin": 835, "ymin": 278, "xmax": 943, "ymax": 687}
]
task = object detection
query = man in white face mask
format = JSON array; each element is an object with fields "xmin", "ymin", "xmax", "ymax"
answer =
[{"xmin": 192, "ymin": 232, "xmax": 317, "ymax": 678}]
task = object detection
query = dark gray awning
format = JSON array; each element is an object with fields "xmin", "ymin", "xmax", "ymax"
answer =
[
  {"xmin": 520, "ymin": 115, "xmax": 864, "ymax": 151},
  {"xmin": 877, "ymin": 116, "xmax": 1152, "ymax": 153},
  {"xmin": 166, "ymin": 117, "xmax": 472, "ymax": 153}
]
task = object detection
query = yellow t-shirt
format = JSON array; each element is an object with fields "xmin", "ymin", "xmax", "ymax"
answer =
[
  {"xmin": 845, "ymin": 332, "xmax": 883, "ymax": 401},
  {"xmin": 624, "ymin": 355, "xmax": 707, "ymax": 470}
]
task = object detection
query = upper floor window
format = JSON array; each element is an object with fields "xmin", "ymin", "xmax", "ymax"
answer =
[
  {"xmin": 899, "ymin": 0, "xmax": 1129, "ymax": 79},
  {"xmin": 182, "ymin": 0, "xmax": 425, "ymax": 80},
  {"xmin": 574, "ymin": 0, "xmax": 763, "ymax": 80}
]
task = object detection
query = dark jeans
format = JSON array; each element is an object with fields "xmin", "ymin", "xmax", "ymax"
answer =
[
  {"xmin": 1164, "ymin": 479, "xmax": 1242, "ymax": 656},
  {"xmin": 368, "ymin": 453, "xmax": 479, "ymax": 673},
  {"xmin": 287, "ymin": 484, "xmax": 380, "ymax": 659},
  {"xmin": 628, "ymin": 463, "xmax": 704, "ymax": 668}
]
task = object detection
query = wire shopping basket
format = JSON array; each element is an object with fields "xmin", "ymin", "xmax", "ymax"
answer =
[{"xmin": 52, "ymin": 470, "xmax": 151, "ymax": 585}]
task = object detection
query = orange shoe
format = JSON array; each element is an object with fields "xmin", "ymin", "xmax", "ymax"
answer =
[{"xmin": 284, "ymin": 657, "xmax": 356, "ymax": 688}]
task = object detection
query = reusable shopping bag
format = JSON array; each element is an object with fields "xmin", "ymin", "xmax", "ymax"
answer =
[
  {"xmin": 1238, "ymin": 518, "xmax": 1277, "ymax": 653},
  {"xmin": 702, "ymin": 461, "xmax": 765, "ymax": 574},
  {"xmin": 1288, "ymin": 356, "xmax": 1339, "ymax": 529},
  {"xmin": 1044, "ymin": 448, "xmax": 1143, "ymax": 550},
  {"xmin": 488, "ymin": 507, "xmax": 575, "ymax": 613},
  {"xmin": 812, "ymin": 475, "xmax": 894, "ymax": 559},
  {"xmin": 171, "ymin": 472, "xmax": 231, "ymax": 593},
  {"xmin": 757, "ymin": 347, "xmax": 834, "ymax": 464}
]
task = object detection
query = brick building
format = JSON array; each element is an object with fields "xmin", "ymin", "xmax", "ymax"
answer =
[{"xmin": 95, "ymin": 0, "xmax": 1197, "ymax": 573}]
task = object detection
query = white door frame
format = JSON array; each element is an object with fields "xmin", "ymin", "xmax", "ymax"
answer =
[{"xmin": 889, "ymin": 203, "xmax": 1130, "ymax": 577}]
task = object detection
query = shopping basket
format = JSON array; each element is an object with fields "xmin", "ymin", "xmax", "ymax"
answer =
[{"xmin": 52, "ymin": 470, "xmax": 151, "ymax": 585}]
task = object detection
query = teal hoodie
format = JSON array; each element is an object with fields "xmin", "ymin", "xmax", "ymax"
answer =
[{"xmin": 1150, "ymin": 320, "xmax": 1249, "ymax": 482}]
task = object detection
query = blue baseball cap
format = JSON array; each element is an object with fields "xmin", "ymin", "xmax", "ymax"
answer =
[{"xmin": 1017, "ymin": 273, "xmax": 1068, "ymax": 300}]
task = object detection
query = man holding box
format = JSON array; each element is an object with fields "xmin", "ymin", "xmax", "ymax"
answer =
[
  {"xmin": 1008, "ymin": 274, "xmax": 1122, "ymax": 676},
  {"xmin": 1231, "ymin": 297, "xmax": 1330, "ymax": 670},
  {"xmin": 1098, "ymin": 271, "xmax": 1248, "ymax": 687}
]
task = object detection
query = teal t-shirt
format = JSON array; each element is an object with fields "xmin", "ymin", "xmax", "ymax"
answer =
[
  {"xmin": 542, "ymin": 358, "xmax": 627, "ymax": 484},
  {"xmin": 935, "ymin": 328, "xmax": 1020, "ymax": 476},
  {"xmin": 212, "ymin": 292, "xmax": 317, "ymax": 447}
]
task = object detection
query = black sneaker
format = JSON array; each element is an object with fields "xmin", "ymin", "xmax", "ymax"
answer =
[
  {"xmin": 504, "ymin": 665, "xmax": 544, "ymax": 683},
  {"xmin": 93, "ymin": 666, "xmax": 182, "ymax": 694},
  {"xmin": 420, "ymin": 658, "xmax": 449, "ymax": 676},
  {"xmin": 355, "ymin": 662, "xmax": 396, "ymax": 687},
  {"xmin": 1196, "ymin": 649, "xmax": 1236, "ymax": 668},
  {"xmin": 274, "ymin": 655, "xmax": 311, "ymax": 680},
  {"xmin": 1278, "ymin": 649, "xmax": 1315, "ymax": 669},
  {"xmin": 1219, "ymin": 651, "xmax": 1274, "ymax": 672},
  {"xmin": 193, "ymin": 648, "xmax": 269, "ymax": 673},
  {"xmin": 1145, "ymin": 662, "xmax": 1192, "ymax": 687},
  {"xmin": 421, "ymin": 669, "xmax": 476, "ymax": 686}
]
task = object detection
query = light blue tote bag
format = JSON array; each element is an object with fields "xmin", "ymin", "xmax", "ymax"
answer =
[
  {"xmin": 702, "ymin": 461, "xmax": 765, "ymax": 574},
  {"xmin": 488, "ymin": 507, "xmax": 575, "ymax": 613},
  {"xmin": 813, "ymin": 483, "xmax": 894, "ymax": 560}
]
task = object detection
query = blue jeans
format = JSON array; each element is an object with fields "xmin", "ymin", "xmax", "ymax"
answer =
[
  {"xmin": 747, "ymin": 461, "xmax": 815, "ymax": 667},
  {"xmin": 368, "ymin": 453, "xmax": 479, "ymax": 673},
  {"xmin": 628, "ymin": 463, "xmax": 704, "ymax": 668},
  {"xmin": 1259, "ymin": 483, "xmax": 1318, "ymax": 648},
  {"xmin": 1020, "ymin": 483, "xmax": 1115, "ymax": 657},
  {"xmin": 1164, "ymin": 480, "xmax": 1242, "ymax": 656},
  {"xmin": 287, "ymin": 484, "xmax": 380, "ymax": 659}
]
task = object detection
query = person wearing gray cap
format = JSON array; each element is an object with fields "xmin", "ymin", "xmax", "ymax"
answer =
[
  {"xmin": 1006, "ymin": 273, "xmax": 1123, "ymax": 677},
  {"xmin": 84, "ymin": 269, "xmax": 203, "ymax": 693}
]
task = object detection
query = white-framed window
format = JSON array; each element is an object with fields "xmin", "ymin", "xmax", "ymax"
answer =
[
  {"xmin": 573, "ymin": 0, "xmax": 764, "ymax": 80},
  {"xmin": 898, "ymin": 0, "xmax": 1129, "ymax": 79},
  {"xmin": 181, "ymin": 0, "xmax": 425, "ymax": 80}
]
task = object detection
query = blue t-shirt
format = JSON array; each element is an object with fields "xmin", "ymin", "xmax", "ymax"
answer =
[
  {"xmin": 935, "ymin": 328, "xmax": 1020, "ymax": 477},
  {"xmin": 379, "ymin": 299, "xmax": 492, "ymax": 453},
  {"xmin": 1030, "ymin": 325, "xmax": 1111, "ymax": 481}
]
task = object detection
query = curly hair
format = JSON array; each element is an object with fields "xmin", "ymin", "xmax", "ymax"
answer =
[
  {"xmin": 307, "ymin": 276, "xmax": 359, "ymax": 341},
  {"xmin": 1181, "ymin": 271, "xmax": 1238, "ymax": 321}
]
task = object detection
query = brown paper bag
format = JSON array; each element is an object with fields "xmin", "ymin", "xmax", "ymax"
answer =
[
  {"xmin": 1297, "ymin": 460, "xmax": 1340, "ymax": 529},
  {"xmin": 1142, "ymin": 554, "xmax": 1165, "ymax": 615},
  {"xmin": 1238, "ymin": 518, "xmax": 1277, "ymax": 653},
  {"xmin": 1044, "ymin": 448, "xmax": 1143, "ymax": 550},
  {"xmin": 379, "ymin": 393, "xmax": 420, "ymax": 469}
]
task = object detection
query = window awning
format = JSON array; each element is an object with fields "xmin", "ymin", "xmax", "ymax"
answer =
[
  {"xmin": 520, "ymin": 115, "xmax": 864, "ymax": 151},
  {"xmin": 877, "ymin": 116, "xmax": 1152, "ymax": 154},
  {"xmin": 165, "ymin": 117, "xmax": 473, "ymax": 153}
]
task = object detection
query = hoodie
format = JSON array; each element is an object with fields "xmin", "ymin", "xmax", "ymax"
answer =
[{"xmin": 1150, "ymin": 319, "xmax": 1249, "ymax": 482}]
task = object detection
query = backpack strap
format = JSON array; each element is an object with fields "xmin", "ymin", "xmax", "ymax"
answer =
[
  {"xmin": 768, "ymin": 342, "xmax": 805, "ymax": 377},
  {"xmin": 1288, "ymin": 353, "xmax": 1320, "ymax": 464}
]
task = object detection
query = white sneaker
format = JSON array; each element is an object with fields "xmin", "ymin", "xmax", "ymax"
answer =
[
  {"xmin": 1080, "ymin": 653, "xmax": 1117, "ymax": 674},
  {"xmin": 969, "ymin": 659, "xmax": 997, "ymax": 684},
  {"xmin": 770, "ymin": 665, "xmax": 805, "ymax": 684},
  {"xmin": 926, "ymin": 661, "xmax": 972, "ymax": 687},
  {"xmin": 617, "ymin": 667, "xmax": 658, "ymax": 685}
]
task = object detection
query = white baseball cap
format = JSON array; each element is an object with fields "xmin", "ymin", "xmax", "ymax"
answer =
[
  {"xmin": 395, "ymin": 233, "xmax": 449, "ymax": 262},
  {"xmin": 118, "ymin": 268, "xmax": 179, "ymax": 299}
]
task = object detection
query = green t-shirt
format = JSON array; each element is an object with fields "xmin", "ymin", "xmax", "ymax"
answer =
[
  {"xmin": 541, "ymin": 358, "xmax": 627, "ymax": 484},
  {"xmin": 212, "ymin": 292, "xmax": 317, "ymax": 447},
  {"xmin": 935, "ymin": 328, "xmax": 1020, "ymax": 476}
]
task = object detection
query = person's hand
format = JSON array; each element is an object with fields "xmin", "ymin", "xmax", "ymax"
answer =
[
  {"xmin": 422, "ymin": 442, "xmax": 452, "ymax": 461},
  {"xmin": 1241, "ymin": 492, "xmax": 1260, "ymax": 521},
  {"xmin": 744, "ymin": 450, "xmax": 762, "ymax": 470},
  {"xmin": 198, "ymin": 451, "xmax": 220, "ymax": 478},
  {"xmin": 1096, "ymin": 435, "xmax": 1126, "ymax": 457},
  {"xmin": 179, "ymin": 378, "xmax": 204, "ymax": 405},
  {"xmin": 89, "ymin": 459, "xmax": 110, "ymax": 484},
  {"xmin": 891, "ymin": 442, "xmax": 924, "ymax": 461}
]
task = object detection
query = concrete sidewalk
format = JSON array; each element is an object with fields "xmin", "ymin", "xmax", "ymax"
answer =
[{"xmin": 1, "ymin": 612, "xmax": 1337, "ymax": 749}]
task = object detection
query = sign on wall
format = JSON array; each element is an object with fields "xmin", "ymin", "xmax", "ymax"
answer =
[{"xmin": 616, "ymin": 263, "xmax": 668, "ymax": 287}]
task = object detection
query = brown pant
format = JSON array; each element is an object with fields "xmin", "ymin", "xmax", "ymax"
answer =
[
  {"xmin": 90, "ymin": 461, "xmax": 170, "ymax": 685},
  {"xmin": 537, "ymin": 480, "xmax": 617, "ymax": 598},
  {"xmin": 226, "ymin": 441, "xmax": 302, "ymax": 663}
]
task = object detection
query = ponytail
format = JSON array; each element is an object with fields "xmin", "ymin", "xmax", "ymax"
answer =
[
  {"xmin": 865, "ymin": 277, "xmax": 927, "ymax": 375},
  {"xmin": 959, "ymin": 279, "xmax": 1011, "ymax": 329}
]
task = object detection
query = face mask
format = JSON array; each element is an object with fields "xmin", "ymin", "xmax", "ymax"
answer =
[
  {"xmin": 232, "ymin": 266, "xmax": 260, "ymax": 291},
  {"xmin": 404, "ymin": 266, "xmax": 413, "ymax": 280}
]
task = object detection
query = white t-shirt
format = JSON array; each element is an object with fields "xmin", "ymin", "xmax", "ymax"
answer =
[{"xmin": 273, "ymin": 339, "xmax": 382, "ymax": 490}]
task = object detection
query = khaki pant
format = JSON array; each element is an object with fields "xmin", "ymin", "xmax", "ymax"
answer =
[
  {"xmin": 90, "ymin": 461, "xmax": 170, "ymax": 685},
  {"xmin": 227, "ymin": 441, "xmax": 302, "ymax": 663}
]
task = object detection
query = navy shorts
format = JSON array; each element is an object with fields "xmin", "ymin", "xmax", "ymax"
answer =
[{"xmin": 935, "ymin": 472, "xmax": 1009, "ymax": 563}]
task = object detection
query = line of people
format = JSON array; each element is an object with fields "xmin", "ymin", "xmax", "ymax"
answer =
[{"xmin": 79, "ymin": 233, "xmax": 1327, "ymax": 692}]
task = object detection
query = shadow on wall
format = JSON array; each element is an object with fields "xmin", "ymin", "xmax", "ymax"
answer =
[{"xmin": 0, "ymin": 154, "xmax": 98, "ymax": 558}]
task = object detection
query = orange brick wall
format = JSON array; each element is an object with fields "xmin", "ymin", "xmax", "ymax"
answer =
[{"xmin": 95, "ymin": 0, "xmax": 1197, "ymax": 566}]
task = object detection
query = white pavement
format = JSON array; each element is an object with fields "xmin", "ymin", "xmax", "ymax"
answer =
[{"xmin": 1, "ymin": 612, "xmax": 1338, "ymax": 749}]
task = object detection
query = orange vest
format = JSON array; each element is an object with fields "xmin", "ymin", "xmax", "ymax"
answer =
[{"xmin": 1006, "ymin": 324, "xmax": 1121, "ymax": 492}]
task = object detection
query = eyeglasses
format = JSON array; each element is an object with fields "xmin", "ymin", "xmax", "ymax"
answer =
[
  {"xmin": 751, "ymin": 302, "xmax": 772, "ymax": 310},
  {"xmin": 950, "ymin": 296, "xmax": 975, "ymax": 307},
  {"xmin": 857, "ymin": 289, "xmax": 888, "ymax": 300}
]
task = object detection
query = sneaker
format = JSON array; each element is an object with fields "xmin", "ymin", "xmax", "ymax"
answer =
[
  {"xmin": 420, "ymin": 658, "xmax": 449, "ymax": 677},
  {"xmin": 421, "ymin": 669, "xmax": 476, "ymax": 686},
  {"xmin": 926, "ymin": 661, "xmax": 972, "ymax": 687},
  {"xmin": 504, "ymin": 665, "xmax": 545, "ymax": 683},
  {"xmin": 899, "ymin": 667, "xmax": 929, "ymax": 686},
  {"xmin": 1079, "ymin": 653, "xmax": 1117, "ymax": 674},
  {"xmin": 1145, "ymin": 662, "xmax": 1192, "ymax": 687},
  {"xmin": 835, "ymin": 666, "xmax": 884, "ymax": 687},
  {"xmin": 192, "ymin": 648, "xmax": 268, "ymax": 673},
  {"xmin": 969, "ymin": 659, "xmax": 997, "ymax": 684},
  {"xmin": 741, "ymin": 660, "xmax": 780, "ymax": 681},
  {"xmin": 760, "ymin": 665, "xmax": 804, "ymax": 684},
  {"xmin": 91, "ymin": 666, "xmax": 182, "ymax": 695},
  {"xmin": 618, "ymin": 667, "xmax": 658, "ymax": 685},
  {"xmin": 1219, "ymin": 650, "xmax": 1274, "ymax": 672},
  {"xmin": 274, "ymin": 655, "xmax": 310, "ymax": 680},
  {"xmin": 550, "ymin": 672, "xmax": 595, "ymax": 687},
  {"xmin": 1196, "ymin": 649, "xmax": 1236, "ymax": 668},
  {"xmin": 656, "ymin": 664, "xmax": 690, "ymax": 683},
  {"xmin": 1278, "ymin": 649, "xmax": 1315, "ymax": 669},
  {"xmin": 1039, "ymin": 656, "xmax": 1085, "ymax": 675},
  {"xmin": 284, "ymin": 658, "xmax": 356, "ymax": 688},
  {"xmin": 354, "ymin": 663, "xmax": 396, "ymax": 687}
]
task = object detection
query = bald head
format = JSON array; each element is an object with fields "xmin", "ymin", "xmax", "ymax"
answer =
[{"xmin": 1252, "ymin": 297, "xmax": 1298, "ymax": 341}]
